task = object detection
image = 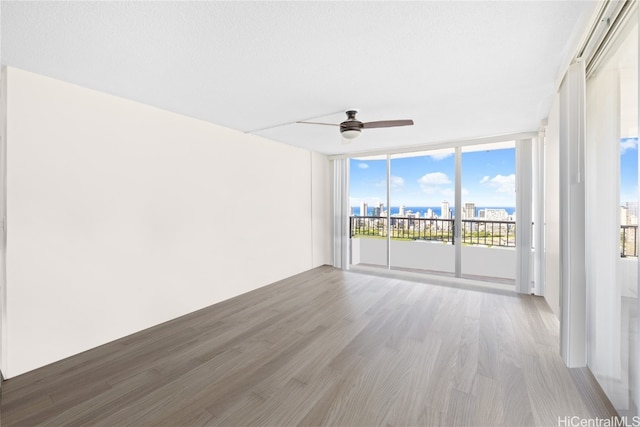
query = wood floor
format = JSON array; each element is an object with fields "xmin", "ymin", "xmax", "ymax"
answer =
[{"xmin": 0, "ymin": 266, "xmax": 617, "ymax": 426}]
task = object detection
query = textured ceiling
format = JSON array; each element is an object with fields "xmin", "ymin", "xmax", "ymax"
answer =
[{"xmin": 1, "ymin": 1, "xmax": 596, "ymax": 155}]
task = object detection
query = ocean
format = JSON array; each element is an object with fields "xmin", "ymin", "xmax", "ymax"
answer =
[{"xmin": 351, "ymin": 206, "xmax": 516, "ymax": 217}]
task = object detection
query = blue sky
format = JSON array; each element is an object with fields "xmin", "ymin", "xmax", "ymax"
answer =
[
  {"xmin": 350, "ymin": 148, "xmax": 517, "ymax": 207},
  {"xmin": 350, "ymin": 138, "xmax": 639, "ymax": 208},
  {"xmin": 621, "ymin": 137, "xmax": 638, "ymax": 205}
]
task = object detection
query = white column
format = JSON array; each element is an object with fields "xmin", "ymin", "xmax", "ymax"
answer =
[
  {"xmin": 559, "ymin": 60, "xmax": 587, "ymax": 368},
  {"xmin": 516, "ymin": 139, "xmax": 533, "ymax": 294},
  {"xmin": 454, "ymin": 147, "xmax": 462, "ymax": 278},
  {"xmin": 332, "ymin": 158, "xmax": 349, "ymax": 269},
  {"xmin": 545, "ymin": 96, "xmax": 562, "ymax": 318},
  {"xmin": 0, "ymin": 67, "xmax": 6, "ymax": 380},
  {"xmin": 386, "ymin": 154, "xmax": 391, "ymax": 269},
  {"xmin": 533, "ymin": 126, "xmax": 546, "ymax": 296}
]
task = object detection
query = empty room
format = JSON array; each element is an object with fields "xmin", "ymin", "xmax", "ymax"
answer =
[{"xmin": 0, "ymin": 1, "xmax": 636, "ymax": 426}]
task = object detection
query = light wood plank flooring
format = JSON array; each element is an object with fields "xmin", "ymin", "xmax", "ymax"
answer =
[{"xmin": 0, "ymin": 266, "xmax": 617, "ymax": 426}]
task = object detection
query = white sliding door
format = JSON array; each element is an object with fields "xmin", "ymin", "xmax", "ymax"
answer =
[{"xmin": 585, "ymin": 7, "xmax": 639, "ymax": 416}]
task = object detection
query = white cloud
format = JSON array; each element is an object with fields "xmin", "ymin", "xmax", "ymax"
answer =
[
  {"xmin": 418, "ymin": 172, "xmax": 451, "ymax": 186},
  {"xmin": 621, "ymin": 138, "xmax": 638, "ymax": 155},
  {"xmin": 418, "ymin": 172, "xmax": 452, "ymax": 194},
  {"xmin": 390, "ymin": 176, "xmax": 404, "ymax": 187},
  {"xmin": 480, "ymin": 174, "xmax": 515, "ymax": 194},
  {"xmin": 429, "ymin": 153, "xmax": 453, "ymax": 161},
  {"xmin": 358, "ymin": 162, "xmax": 369, "ymax": 169}
]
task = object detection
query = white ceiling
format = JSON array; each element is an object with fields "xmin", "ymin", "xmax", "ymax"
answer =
[{"xmin": 1, "ymin": 1, "xmax": 596, "ymax": 155}]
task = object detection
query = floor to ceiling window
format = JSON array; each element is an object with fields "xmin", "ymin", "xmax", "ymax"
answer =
[
  {"xmin": 585, "ymin": 5, "xmax": 639, "ymax": 418},
  {"xmin": 388, "ymin": 149, "xmax": 456, "ymax": 276},
  {"xmin": 348, "ymin": 141, "xmax": 525, "ymax": 286},
  {"xmin": 460, "ymin": 142, "xmax": 516, "ymax": 283},
  {"xmin": 349, "ymin": 155, "xmax": 388, "ymax": 269}
]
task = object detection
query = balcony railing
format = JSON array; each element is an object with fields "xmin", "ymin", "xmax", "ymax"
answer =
[
  {"xmin": 621, "ymin": 225, "xmax": 638, "ymax": 257},
  {"xmin": 352, "ymin": 216, "xmax": 640, "ymax": 257},
  {"xmin": 350, "ymin": 216, "xmax": 516, "ymax": 248}
]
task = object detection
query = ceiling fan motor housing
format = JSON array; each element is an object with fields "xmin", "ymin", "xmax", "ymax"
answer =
[{"xmin": 340, "ymin": 109, "xmax": 363, "ymax": 134}]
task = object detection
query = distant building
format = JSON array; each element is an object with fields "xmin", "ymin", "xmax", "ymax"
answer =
[
  {"xmin": 626, "ymin": 202, "xmax": 638, "ymax": 225},
  {"xmin": 464, "ymin": 203, "xmax": 476, "ymax": 219},
  {"xmin": 399, "ymin": 205, "xmax": 406, "ymax": 217},
  {"xmin": 481, "ymin": 208, "xmax": 509, "ymax": 221},
  {"xmin": 441, "ymin": 201, "xmax": 451, "ymax": 219},
  {"xmin": 360, "ymin": 202, "xmax": 368, "ymax": 217}
]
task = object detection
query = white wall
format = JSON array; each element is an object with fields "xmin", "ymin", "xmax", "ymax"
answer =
[
  {"xmin": 390, "ymin": 240, "xmax": 455, "ymax": 274},
  {"xmin": 312, "ymin": 152, "xmax": 331, "ymax": 267},
  {"xmin": 544, "ymin": 93, "xmax": 561, "ymax": 318},
  {"xmin": 619, "ymin": 258, "xmax": 638, "ymax": 299},
  {"xmin": 1, "ymin": 67, "xmax": 330, "ymax": 377},
  {"xmin": 461, "ymin": 245, "xmax": 516, "ymax": 279},
  {"xmin": 352, "ymin": 238, "xmax": 519, "ymax": 280},
  {"xmin": 352, "ymin": 237, "xmax": 388, "ymax": 267}
]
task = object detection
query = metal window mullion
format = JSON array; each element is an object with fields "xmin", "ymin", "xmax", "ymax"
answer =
[
  {"xmin": 455, "ymin": 147, "xmax": 462, "ymax": 277},
  {"xmin": 386, "ymin": 154, "xmax": 391, "ymax": 269}
]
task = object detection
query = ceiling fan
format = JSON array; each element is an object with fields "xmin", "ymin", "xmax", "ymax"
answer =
[{"xmin": 297, "ymin": 109, "xmax": 414, "ymax": 141}]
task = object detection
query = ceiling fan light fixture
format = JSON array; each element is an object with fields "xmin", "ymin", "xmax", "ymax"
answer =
[
  {"xmin": 341, "ymin": 128, "xmax": 361, "ymax": 140},
  {"xmin": 298, "ymin": 109, "xmax": 413, "ymax": 143}
]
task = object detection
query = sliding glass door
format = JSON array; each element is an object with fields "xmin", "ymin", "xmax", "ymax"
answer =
[
  {"xmin": 349, "ymin": 155, "xmax": 388, "ymax": 269},
  {"xmin": 348, "ymin": 142, "xmax": 523, "ymax": 286},
  {"xmin": 585, "ymin": 7, "xmax": 639, "ymax": 418},
  {"xmin": 388, "ymin": 149, "xmax": 456, "ymax": 276},
  {"xmin": 460, "ymin": 142, "xmax": 516, "ymax": 284}
]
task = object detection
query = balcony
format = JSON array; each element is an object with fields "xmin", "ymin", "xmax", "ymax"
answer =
[
  {"xmin": 350, "ymin": 217, "xmax": 639, "ymax": 284},
  {"xmin": 350, "ymin": 216, "xmax": 518, "ymax": 283},
  {"xmin": 621, "ymin": 225, "xmax": 638, "ymax": 257},
  {"xmin": 350, "ymin": 216, "xmax": 516, "ymax": 247}
]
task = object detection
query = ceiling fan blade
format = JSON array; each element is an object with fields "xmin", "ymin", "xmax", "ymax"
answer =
[
  {"xmin": 297, "ymin": 121, "xmax": 339, "ymax": 127},
  {"xmin": 361, "ymin": 119, "xmax": 414, "ymax": 129}
]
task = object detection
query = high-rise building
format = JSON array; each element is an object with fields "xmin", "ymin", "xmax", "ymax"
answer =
[
  {"xmin": 626, "ymin": 201, "xmax": 638, "ymax": 225},
  {"xmin": 399, "ymin": 205, "xmax": 406, "ymax": 217},
  {"xmin": 482, "ymin": 208, "xmax": 509, "ymax": 220},
  {"xmin": 360, "ymin": 202, "xmax": 368, "ymax": 217},
  {"xmin": 441, "ymin": 201, "xmax": 450, "ymax": 219},
  {"xmin": 464, "ymin": 202, "xmax": 476, "ymax": 219}
]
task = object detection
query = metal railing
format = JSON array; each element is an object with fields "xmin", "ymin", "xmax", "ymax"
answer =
[
  {"xmin": 621, "ymin": 225, "xmax": 638, "ymax": 257},
  {"xmin": 460, "ymin": 219, "xmax": 516, "ymax": 247},
  {"xmin": 350, "ymin": 216, "xmax": 516, "ymax": 248},
  {"xmin": 352, "ymin": 216, "xmax": 640, "ymax": 257}
]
